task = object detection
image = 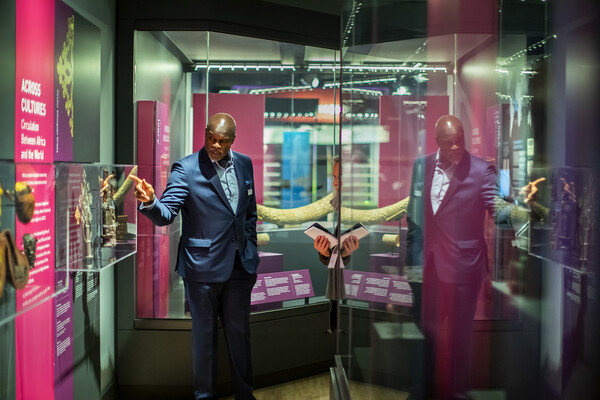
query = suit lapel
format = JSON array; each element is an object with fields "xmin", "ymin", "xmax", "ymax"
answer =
[
  {"xmin": 436, "ymin": 152, "xmax": 470, "ymax": 214},
  {"xmin": 198, "ymin": 148, "xmax": 234, "ymax": 214},
  {"xmin": 233, "ymin": 152, "xmax": 246, "ymax": 215},
  {"xmin": 424, "ymin": 154, "xmax": 435, "ymax": 218}
]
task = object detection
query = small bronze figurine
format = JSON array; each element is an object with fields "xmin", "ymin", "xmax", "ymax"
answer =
[
  {"xmin": 3, "ymin": 182, "xmax": 36, "ymax": 224},
  {"xmin": 0, "ymin": 230, "xmax": 31, "ymax": 291},
  {"xmin": 22, "ymin": 233, "xmax": 38, "ymax": 268},
  {"xmin": 79, "ymin": 170, "xmax": 94, "ymax": 265},
  {"xmin": 101, "ymin": 170, "xmax": 117, "ymax": 247}
]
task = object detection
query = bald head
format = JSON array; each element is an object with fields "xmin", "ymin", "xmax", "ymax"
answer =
[
  {"xmin": 205, "ymin": 113, "xmax": 237, "ymax": 161},
  {"xmin": 435, "ymin": 115, "xmax": 465, "ymax": 165},
  {"xmin": 207, "ymin": 113, "xmax": 236, "ymax": 139}
]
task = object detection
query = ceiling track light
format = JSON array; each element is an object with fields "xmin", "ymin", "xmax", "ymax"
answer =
[
  {"xmin": 193, "ymin": 64, "xmax": 296, "ymax": 72},
  {"xmin": 306, "ymin": 64, "xmax": 446, "ymax": 73}
]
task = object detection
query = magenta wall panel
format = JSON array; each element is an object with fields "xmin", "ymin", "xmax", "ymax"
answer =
[
  {"xmin": 15, "ymin": 163, "xmax": 56, "ymax": 400},
  {"xmin": 136, "ymin": 101, "xmax": 171, "ymax": 318},
  {"xmin": 193, "ymin": 93, "xmax": 265, "ymax": 205},
  {"xmin": 15, "ymin": 0, "xmax": 54, "ymax": 164}
]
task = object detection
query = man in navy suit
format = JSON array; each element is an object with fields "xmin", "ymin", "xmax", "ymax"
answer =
[
  {"xmin": 405, "ymin": 115, "xmax": 501, "ymax": 400},
  {"xmin": 131, "ymin": 112, "xmax": 259, "ymax": 400}
]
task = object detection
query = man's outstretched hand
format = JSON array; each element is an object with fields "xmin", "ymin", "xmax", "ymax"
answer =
[
  {"xmin": 129, "ymin": 174, "xmax": 155, "ymax": 204},
  {"xmin": 520, "ymin": 177, "xmax": 546, "ymax": 204}
]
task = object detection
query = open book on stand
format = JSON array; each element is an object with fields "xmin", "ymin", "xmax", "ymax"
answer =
[{"xmin": 304, "ymin": 222, "xmax": 369, "ymax": 248}]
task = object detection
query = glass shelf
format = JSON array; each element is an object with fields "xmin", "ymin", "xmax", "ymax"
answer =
[
  {"xmin": 0, "ymin": 162, "xmax": 69, "ymax": 325},
  {"xmin": 54, "ymin": 163, "xmax": 138, "ymax": 272},
  {"xmin": 0, "ymin": 161, "xmax": 138, "ymax": 326}
]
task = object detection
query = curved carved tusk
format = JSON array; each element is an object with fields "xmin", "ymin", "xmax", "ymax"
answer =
[
  {"xmin": 257, "ymin": 193, "xmax": 409, "ymax": 226},
  {"xmin": 339, "ymin": 197, "xmax": 410, "ymax": 225},
  {"xmin": 257, "ymin": 233, "xmax": 270, "ymax": 247},
  {"xmin": 382, "ymin": 234, "xmax": 400, "ymax": 247},
  {"xmin": 257, "ymin": 193, "xmax": 334, "ymax": 227},
  {"xmin": 257, "ymin": 194, "xmax": 540, "ymax": 228}
]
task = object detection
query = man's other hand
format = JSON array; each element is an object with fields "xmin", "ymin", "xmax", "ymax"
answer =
[
  {"xmin": 314, "ymin": 235, "xmax": 332, "ymax": 258},
  {"xmin": 340, "ymin": 235, "xmax": 359, "ymax": 257}
]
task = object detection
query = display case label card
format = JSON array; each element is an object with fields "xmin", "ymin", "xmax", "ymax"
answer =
[
  {"xmin": 251, "ymin": 269, "xmax": 314, "ymax": 305},
  {"xmin": 343, "ymin": 270, "xmax": 413, "ymax": 306}
]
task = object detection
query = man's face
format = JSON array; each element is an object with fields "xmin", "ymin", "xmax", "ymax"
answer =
[
  {"xmin": 436, "ymin": 128, "xmax": 465, "ymax": 165},
  {"xmin": 332, "ymin": 162, "xmax": 341, "ymax": 192},
  {"xmin": 205, "ymin": 129, "xmax": 234, "ymax": 161}
]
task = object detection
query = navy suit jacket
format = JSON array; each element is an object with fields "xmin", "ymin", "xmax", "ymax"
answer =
[
  {"xmin": 139, "ymin": 147, "xmax": 260, "ymax": 283},
  {"xmin": 405, "ymin": 151, "xmax": 498, "ymax": 284}
]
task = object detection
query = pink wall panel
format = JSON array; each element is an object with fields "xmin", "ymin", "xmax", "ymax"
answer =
[
  {"xmin": 193, "ymin": 94, "xmax": 265, "ymax": 205},
  {"xmin": 136, "ymin": 100, "xmax": 171, "ymax": 318},
  {"xmin": 378, "ymin": 95, "xmax": 449, "ymax": 211}
]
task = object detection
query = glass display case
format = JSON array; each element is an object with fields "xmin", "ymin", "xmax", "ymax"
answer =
[
  {"xmin": 133, "ymin": 30, "xmax": 342, "ymax": 319},
  {"xmin": 0, "ymin": 162, "xmax": 137, "ymax": 326},
  {"xmin": 335, "ymin": 1, "xmax": 559, "ymax": 399},
  {"xmin": 129, "ymin": 3, "xmax": 598, "ymax": 398},
  {"xmin": 131, "ymin": 28, "xmax": 539, "ymax": 326},
  {"xmin": 54, "ymin": 163, "xmax": 138, "ymax": 272},
  {"xmin": 0, "ymin": 162, "xmax": 67, "ymax": 325}
]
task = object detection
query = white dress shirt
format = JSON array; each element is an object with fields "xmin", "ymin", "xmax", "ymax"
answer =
[
  {"xmin": 431, "ymin": 150, "xmax": 457, "ymax": 214},
  {"xmin": 213, "ymin": 150, "xmax": 239, "ymax": 213}
]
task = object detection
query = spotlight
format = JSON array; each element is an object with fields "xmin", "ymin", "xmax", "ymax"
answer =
[{"xmin": 311, "ymin": 76, "xmax": 320, "ymax": 88}]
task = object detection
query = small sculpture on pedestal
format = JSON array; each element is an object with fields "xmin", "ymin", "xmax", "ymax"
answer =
[
  {"xmin": 101, "ymin": 170, "xmax": 117, "ymax": 248},
  {"xmin": 78, "ymin": 169, "xmax": 94, "ymax": 266}
]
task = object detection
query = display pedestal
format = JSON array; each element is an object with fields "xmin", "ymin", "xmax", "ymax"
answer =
[
  {"xmin": 369, "ymin": 252, "xmax": 404, "ymax": 275},
  {"xmin": 353, "ymin": 322, "xmax": 425, "ymax": 397}
]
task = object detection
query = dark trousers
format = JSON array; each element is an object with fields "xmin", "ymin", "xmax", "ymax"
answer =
[
  {"xmin": 421, "ymin": 257, "xmax": 482, "ymax": 400},
  {"xmin": 184, "ymin": 253, "xmax": 257, "ymax": 400}
]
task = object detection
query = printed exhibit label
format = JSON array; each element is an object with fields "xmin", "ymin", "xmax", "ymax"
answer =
[
  {"xmin": 251, "ymin": 269, "xmax": 314, "ymax": 305},
  {"xmin": 343, "ymin": 270, "xmax": 413, "ymax": 306}
]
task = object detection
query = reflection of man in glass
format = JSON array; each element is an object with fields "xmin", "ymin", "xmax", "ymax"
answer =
[
  {"xmin": 313, "ymin": 156, "xmax": 359, "ymax": 333},
  {"xmin": 405, "ymin": 115, "xmax": 501, "ymax": 399}
]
